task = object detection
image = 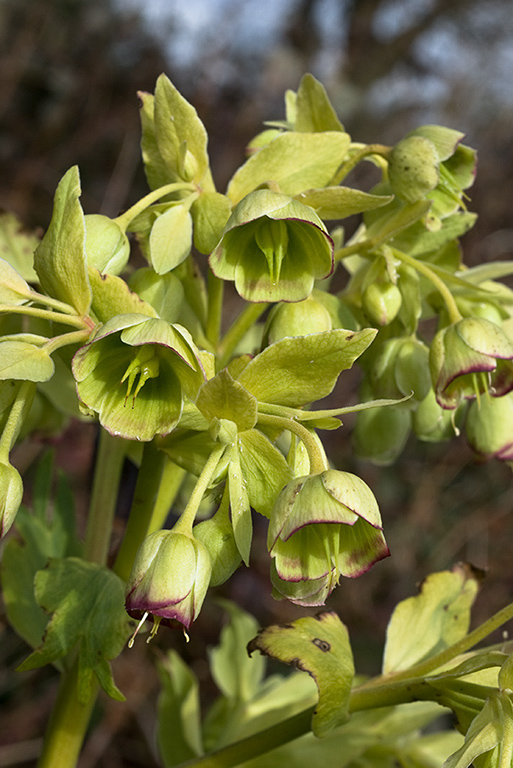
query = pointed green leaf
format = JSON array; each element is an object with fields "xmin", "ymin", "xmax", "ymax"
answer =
[
  {"xmin": 294, "ymin": 73, "xmax": 345, "ymax": 133},
  {"xmin": 248, "ymin": 612, "xmax": 354, "ymax": 737},
  {"xmin": 227, "ymin": 132, "xmax": 351, "ymax": 204},
  {"xmin": 154, "ymin": 74, "xmax": 210, "ymax": 185},
  {"xmin": 366, "ymin": 199, "xmax": 432, "ymax": 243},
  {"xmin": 1, "ymin": 458, "xmax": 80, "ymax": 651},
  {"xmin": 18, "ymin": 557, "xmax": 131, "ymax": 702},
  {"xmin": 157, "ymin": 650, "xmax": 204, "ymax": 767},
  {"xmin": 197, "ymin": 370, "xmax": 257, "ymax": 431},
  {"xmin": 191, "ymin": 191, "xmax": 232, "ymax": 254},
  {"xmin": 238, "ymin": 429, "xmax": 292, "ymax": 518},
  {"xmin": 140, "ymin": 90, "xmax": 171, "ymax": 190},
  {"xmin": 209, "ymin": 601, "xmax": 265, "ymax": 702},
  {"xmin": 237, "ymin": 328, "xmax": 376, "ymax": 407},
  {"xmin": 393, "ymin": 211, "xmax": 477, "ymax": 257},
  {"xmin": 296, "ymin": 187, "xmax": 393, "ymax": 220},
  {"xmin": 149, "ymin": 205, "xmax": 193, "ymax": 274},
  {"xmin": 0, "ymin": 212, "xmax": 40, "ymax": 282},
  {"xmin": 0, "ymin": 257, "xmax": 33, "ymax": 304},
  {"xmin": 0, "ymin": 340, "xmax": 54, "ymax": 381},
  {"xmin": 383, "ymin": 564, "xmax": 482, "ymax": 674},
  {"xmin": 228, "ymin": 445, "xmax": 252, "ymax": 565},
  {"xmin": 34, "ymin": 166, "xmax": 91, "ymax": 315},
  {"xmin": 88, "ymin": 266, "xmax": 157, "ymax": 322}
]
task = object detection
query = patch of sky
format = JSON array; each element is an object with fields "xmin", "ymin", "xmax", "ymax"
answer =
[{"xmin": 372, "ymin": 0, "xmax": 437, "ymax": 43}]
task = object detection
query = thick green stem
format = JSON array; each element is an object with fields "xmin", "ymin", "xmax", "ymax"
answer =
[
  {"xmin": 113, "ymin": 440, "xmax": 166, "ymax": 581},
  {"xmin": 206, "ymin": 271, "xmax": 224, "ymax": 349},
  {"xmin": 256, "ymin": 413, "xmax": 328, "ymax": 474},
  {"xmin": 37, "ymin": 656, "xmax": 98, "ymax": 768},
  {"xmin": 147, "ymin": 458, "xmax": 187, "ymax": 535},
  {"xmin": 84, "ymin": 430, "xmax": 126, "ymax": 565},
  {"xmin": 217, "ymin": 302, "xmax": 268, "ymax": 368},
  {"xmin": 38, "ymin": 429, "xmax": 127, "ymax": 768},
  {"xmin": 175, "ymin": 674, "xmax": 434, "ymax": 768}
]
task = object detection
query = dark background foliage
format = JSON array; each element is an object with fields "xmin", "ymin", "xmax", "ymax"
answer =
[{"xmin": 1, "ymin": 1, "xmax": 513, "ymax": 765}]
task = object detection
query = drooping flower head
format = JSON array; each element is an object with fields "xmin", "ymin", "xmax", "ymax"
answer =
[
  {"xmin": 72, "ymin": 314, "xmax": 205, "ymax": 441},
  {"xmin": 268, "ymin": 470, "xmax": 389, "ymax": 606},
  {"xmin": 429, "ymin": 317, "xmax": 513, "ymax": 410},
  {"xmin": 125, "ymin": 528, "xmax": 212, "ymax": 634},
  {"xmin": 209, "ymin": 189, "xmax": 334, "ymax": 303}
]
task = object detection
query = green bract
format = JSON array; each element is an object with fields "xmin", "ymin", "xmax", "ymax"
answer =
[
  {"xmin": 209, "ymin": 189, "xmax": 334, "ymax": 302},
  {"xmin": 466, "ymin": 392, "xmax": 513, "ymax": 462},
  {"xmin": 429, "ymin": 317, "xmax": 513, "ymax": 409},
  {"xmin": 72, "ymin": 314, "xmax": 205, "ymax": 441},
  {"xmin": 125, "ymin": 528, "xmax": 211, "ymax": 631},
  {"xmin": 0, "ymin": 460, "xmax": 23, "ymax": 538},
  {"xmin": 268, "ymin": 470, "xmax": 389, "ymax": 606},
  {"xmin": 84, "ymin": 214, "xmax": 130, "ymax": 275}
]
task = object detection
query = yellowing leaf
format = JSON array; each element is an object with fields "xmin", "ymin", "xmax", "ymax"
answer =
[{"xmin": 248, "ymin": 612, "xmax": 354, "ymax": 737}]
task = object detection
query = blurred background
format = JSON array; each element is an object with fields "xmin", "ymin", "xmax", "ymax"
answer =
[{"xmin": 1, "ymin": 0, "xmax": 513, "ymax": 765}]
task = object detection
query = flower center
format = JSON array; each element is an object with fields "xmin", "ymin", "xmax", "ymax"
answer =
[
  {"xmin": 121, "ymin": 345, "xmax": 160, "ymax": 408},
  {"xmin": 255, "ymin": 218, "xmax": 288, "ymax": 286}
]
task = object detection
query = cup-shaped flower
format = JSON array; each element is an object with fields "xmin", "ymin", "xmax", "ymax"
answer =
[
  {"xmin": 125, "ymin": 528, "xmax": 212, "ymax": 631},
  {"xmin": 267, "ymin": 470, "xmax": 389, "ymax": 606},
  {"xmin": 209, "ymin": 189, "xmax": 334, "ymax": 302},
  {"xmin": 72, "ymin": 314, "xmax": 205, "ymax": 441},
  {"xmin": 429, "ymin": 318, "xmax": 513, "ymax": 410}
]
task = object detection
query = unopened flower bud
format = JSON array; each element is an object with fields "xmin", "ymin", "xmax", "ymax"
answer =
[
  {"xmin": 0, "ymin": 460, "xmax": 23, "ymax": 538},
  {"xmin": 388, "ymin": 136, "xmax": 439, "ymax": 203},
  {"xmin": 85, "ymin": 214, "xmax": 130, "ymax": 275}
]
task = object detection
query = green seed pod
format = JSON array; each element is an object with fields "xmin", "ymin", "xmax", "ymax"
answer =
[
  {"xmin": 362, "ymin": 281, "xmax": 402, "ymax": 326},
  {"xmin": 388, "ymin": 136, "xmax": 439, "ymax": 203},
  {"xmin": 265, "ymin": 295, "xmax": 333, "ymax": 344}
]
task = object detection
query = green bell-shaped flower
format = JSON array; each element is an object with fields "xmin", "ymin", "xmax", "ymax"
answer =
[
  {"xmin": 429, "ymin": 317, "xmax": 513, "ymax": 409},
  {"xmin": 125, "ymin": 528, "xmax": 211, "ymax": 633},
  {"xmin": 267, "ymin": 470, "xmax": 389, "ymax": 606},
  {"xmin": 72, "ymin": 314, "xmax": 205, "ymax": 441},
  {"xmin": 209, "ymin": 189, "xmax": 334, "ymax": 302}
]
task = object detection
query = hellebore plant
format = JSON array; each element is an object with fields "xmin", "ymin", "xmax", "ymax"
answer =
[{"xmin": 2, "ymin": 72, "xmax": 513, "ymax": 768}]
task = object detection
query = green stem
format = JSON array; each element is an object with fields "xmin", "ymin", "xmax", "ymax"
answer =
[
  {"xmin": 217, "ymin": 302, "xmax": 269, "ymax": 368},
  {"xmin": 330, "ymin": 143, "xmax": 391, "ymax": 186},
  {"xmin": 175, "ymin": 674, "xmax": 435, "ymax": 768},
  {"xmin": 26, "ymin": 291, "xmax": 80, "ymax": 315},
  {"xmin": 206, "ymin": 271, "xmax": 224, "ymax": 349},
  {"xmin": 365, "ymin": 600, "xmax": 513, "ymax": 688},
  {"xmin": 257, "ymin": 413, "xmax": 328, "ymax": 474},
  {"xmin": 38, "ymin": 429, "xmax": 127, "ymax": 768},
  {"xmin": 147, "ymin": 458, "xmax": 187, "ymax": 535},
  {"xmin": 177, "ymin": 708, "xmax": 314, "ymax": 768},
  {"xmin": 257, "ymin": 395, "xmax": 410, "ymax": 424},
  {"xmin": 173, "ymin": 443, "xmax": 225, "ymax": 535},
  {"xmin": 113, "ymin": 440, "xmax": 166, "ymax": 582},
  {"xmin": 114, "ymin": 182, "xmax": 197, "ymax": 231},
  {"xmin": 37, "ymin": 656, "xmax": 98, "ymax": 768},
  {"xmin": 391, "ymin": 247, "xmax": 462, "ymax": 324},
  {"xmin": 333, "ymin": 238, "xmax": 376, "ymax": 263},
  {"xmin": 83, "ymin": 430, "xmax": 126, "ymax": 565},
  {"xmin": 0, "ymin": 381, "xmax": 36, "ymax": 460},
  {"xmin": 0, "ymin": 304, "xmax": 90, "ymax": 328},
  {"xmin": 44, "ymin": 329, "xmax": 91, "ymax": 355}
]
